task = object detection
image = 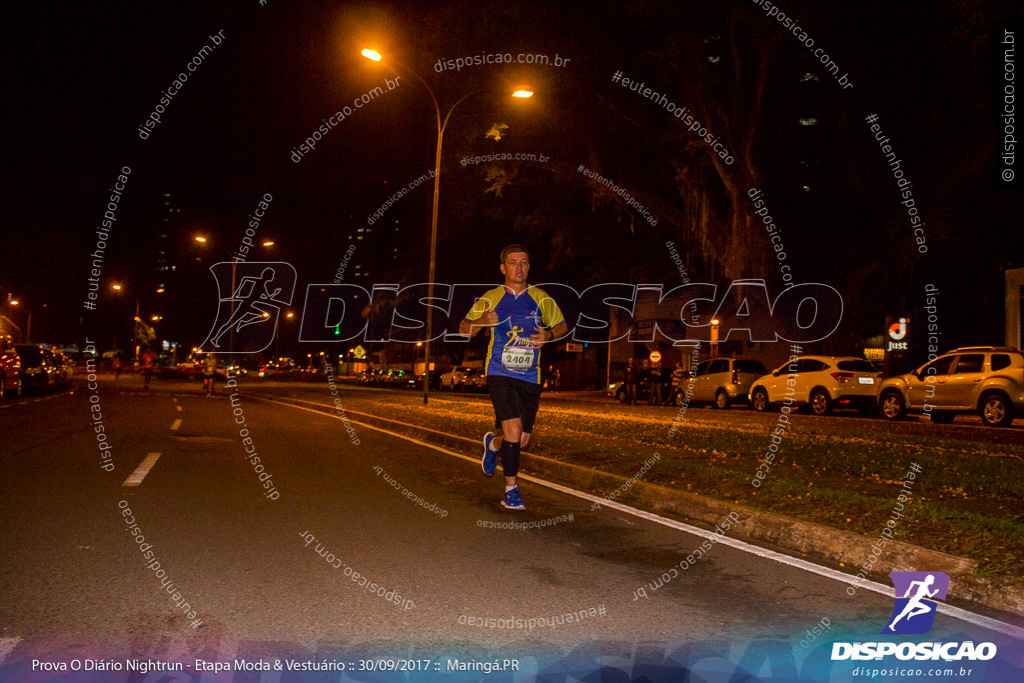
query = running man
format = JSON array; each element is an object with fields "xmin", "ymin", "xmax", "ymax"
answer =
[
  {"xmin": 888, "ymin": 574, "xmax": 940, "ymax": 631},
  {"xmin": 140, "ymin": 347, "xmax": 156, "ymax": 390},
  {"xmin": 459, "ymin": 244, "xmax": 568, "ymax": 510},
  {"xmin": 202, "ymin": 352, "xmax": 218, "ymax": 395}
]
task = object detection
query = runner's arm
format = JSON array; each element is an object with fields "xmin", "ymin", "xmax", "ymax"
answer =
[{"xmin": 459, "ymin": 311, "xmax": 498, "ymax": 338}]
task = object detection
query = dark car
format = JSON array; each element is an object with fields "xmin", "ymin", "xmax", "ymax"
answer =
[
  {"xmin": 15, "ymin": 344, "xmax": 57, "ymax": 395},
  {"xmin": 258, "ymin": 357, "xmax": 297, "ymax": 379},
  {"xmin": 44, "ymin": 348, "xmax": 72, "ymax": 389},
  {"xmin": 0, "ymin": 335, "xmax": 21, "ymax": 400},
  {"xmin": 402, "ymin": 369, "xmax": 443, "ymax": 390},
  {"xmin": 608, "ymin": 368, "xmax": 672, "ymax": 404}
]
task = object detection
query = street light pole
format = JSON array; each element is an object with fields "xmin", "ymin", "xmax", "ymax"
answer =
[
  {"xmin": 361, "ymin": 49, "xmax": 531, "ymax": 404},
  {"xmin": 422, "ymin": 87, "xmax": 489, "ymax": 405}
]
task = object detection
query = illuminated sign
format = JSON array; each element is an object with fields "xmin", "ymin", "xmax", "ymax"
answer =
[{"xmin": 886, "ymin": 316, "xmax": 909, "ymax": 352}]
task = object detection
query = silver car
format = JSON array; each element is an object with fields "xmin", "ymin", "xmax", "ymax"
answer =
[
  {"xmin": 685, "ymin": 357, "xmax": 768, "ymax": 409},
  {"xmin": 439, "ymin": 366, "xmax": 473, "ymax": 390},
  {"xmin": 877, "ymin": 347, "xmax": 1024, "ymax": 427}
]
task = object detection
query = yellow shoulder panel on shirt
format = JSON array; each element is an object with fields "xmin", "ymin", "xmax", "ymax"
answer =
[
  {"xmin": 527, "ymin": 286, "xmax": 566, "ymax": 327},
  {"xmin": 464, "ymin": 286, "xmax": 506, "ymax": 321}
]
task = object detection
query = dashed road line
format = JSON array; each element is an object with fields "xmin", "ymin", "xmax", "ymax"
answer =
[{"xmin": 122, "ymin": 452, "xmax": 161, "ymax": 487}]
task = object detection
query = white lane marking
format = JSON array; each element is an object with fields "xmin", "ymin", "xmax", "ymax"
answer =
[
  {"xmin": 122, "ymin": 453, "xmax": 161, "ymax": 487},
  {"xmin": 0, "ymin": 637, "xmax": 21, "ymax": 666},
  {"xmin": 170, "ymin": 418, "xmax": 182, "ymax": 430},
  {"xmin": 269, "ymin": 395, "xmax": 1024, "ymax": 639}
]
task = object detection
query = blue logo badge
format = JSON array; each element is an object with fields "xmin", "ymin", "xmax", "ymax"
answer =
[{"xmin": 882, "ymin": 571, "xmax": 949, "ymax": 635}]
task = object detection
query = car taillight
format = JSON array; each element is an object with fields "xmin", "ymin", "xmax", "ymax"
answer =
[{"xmin": 830, "ymin": 372, "xmax": 856, "ymax": 382}]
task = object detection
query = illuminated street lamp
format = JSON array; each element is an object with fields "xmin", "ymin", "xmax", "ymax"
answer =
[
  {"xmin": 194, "ymin": 235, "xmax": 274, "ymax": 358},
  {"xmin": 711, "ymin": 318, "xmax": 720, "ymax": 357},
  {"xmin": 362, "ymin": 47, "xmax": 531, "ymax": 404},
  {"xmin": 4, "ymin": 297, "xmax": 31, "ymax": 343}
]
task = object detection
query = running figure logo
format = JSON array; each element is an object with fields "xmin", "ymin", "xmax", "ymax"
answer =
[
  {"xmin": 200, "ymin": 262, "xmax": 296, "ymax": 353},
  {"xmin": 882, "ymin": 571, "xmax": 949, "ymax": 635}
]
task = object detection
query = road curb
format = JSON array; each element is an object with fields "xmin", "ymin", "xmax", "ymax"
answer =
[{"xmin": 250, "ymin": 392, "xmax": 1024, "ymax": 620}]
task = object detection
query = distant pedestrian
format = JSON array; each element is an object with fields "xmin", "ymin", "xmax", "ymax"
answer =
[
  {"xmin": 648, "ymin": 363, "xmax": 665, "ymax": 406},
  {"xmin": 624, "ymin": 358, "xmax": 638, "ymax": 405},
  {"xmin": 670, "ymin": 361, "xmax": 687, "ymax": 402},
  {"xmin": 113, "ymin": 357, "xmax": 122, "ymax": 380},
  {"xmin": 546, "ymin": 364, "xmax": 560, "ymax": 393},
  {"xmin": 140, "ymin": 348, "xmax": 156, "ymax": 389},
  {"xmin": 203, "ymin": 352, "xmax": 217, "ymax": 395}
]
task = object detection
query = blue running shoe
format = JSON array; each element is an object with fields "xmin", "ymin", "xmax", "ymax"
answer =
[
  {"xmin": 481, "ymin": 432, "xmax": 497, "ymax": 477},
  {"xmin": 501, "ymin": 486, "xmax": 526, "ymax": 510}
]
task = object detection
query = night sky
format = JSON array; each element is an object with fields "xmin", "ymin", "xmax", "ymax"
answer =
[{"xmin": 3, "ymin": 0, "xmax": 1023, "ymax": 353}]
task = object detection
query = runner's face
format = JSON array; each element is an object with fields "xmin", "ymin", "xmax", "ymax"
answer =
[{"xmin": 501, "ymin": 251, "xmax": 529, "ymax": 287}]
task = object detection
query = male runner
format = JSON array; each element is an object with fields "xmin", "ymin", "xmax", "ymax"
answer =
[{"xmin": 459, "ymin": 244, "xmax": 568, "ymax": 510}]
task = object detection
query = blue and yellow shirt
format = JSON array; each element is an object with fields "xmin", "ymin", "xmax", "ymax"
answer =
[{"xmin": 464, "ymin": 285, "xmax": 565, "ymax": 384}]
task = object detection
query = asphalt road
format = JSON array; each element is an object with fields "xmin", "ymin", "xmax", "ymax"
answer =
[{"xmin": 1, "ymin": 375, "xmax": 1020, "ymax": 675}]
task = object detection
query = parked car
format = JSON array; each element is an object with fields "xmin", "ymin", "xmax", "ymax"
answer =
[
  {"xmin": 455, "ymin": 368, "xmax": 488, "ymax": 393},
  {"xmin": 358, "ymin": 368, "xmax": 385, "ymax": 384},
  {"xmin": 608, "ymin": 368, "xmax": 673, "ymax": 404},
  {"xmin": 440, "ymin": 366, "xmax": 473, "ymax": 390},
  {"xmin": 380, "ymin": 368, "xmax": 406, "ymax": 385},
  {"xmin": 258, "ymin": 357, "xmax": 296, "ymax": 378},
  {"xmin": 424, "ymin": 369, "xmax": 443, "ymax": 390},
  {"xmin": 15, "ymin": 344, "xmax": 57, "ymax": 395},
  {"xmin": 402, "ymin": 369, "xmax": 442, "ymax": 390},
  {"xmin": 44, "ymin": 348, "xmax": 71, "ymax": 389},
  {"xmin": 684, "ymin": 357, "xmax": 768, "ymax": 409},
  {"xmin": 0, "ymin": 335, "xmax": 21, "ymax": 400},
  {"xmin": 877, "ymin": 346, "xmax": 1024, "ymax": 428},
  {"xmin": 750, "ymin": 356, "xmax": 880, "ymax": 416}
]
